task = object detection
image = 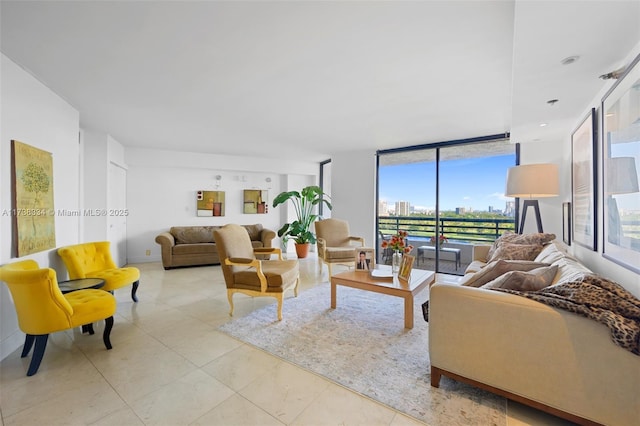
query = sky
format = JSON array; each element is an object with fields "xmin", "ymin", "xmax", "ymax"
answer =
[{"xmin": 379, "ymin": 154, "xmax": 515, "ymax": 212}]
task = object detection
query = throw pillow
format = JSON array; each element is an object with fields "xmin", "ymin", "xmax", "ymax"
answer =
[
  {"xmin": 463, "ymin": 259, "xmax": 550, "ymax": 288},
  {"xmin": 486, "ymin": 231, "xmax": 556, "ymax": 261},
  {"xmin": 488, "ymin": 243, "xmax": 544, "ymax": 263},
  {"xmin": 481, "ymin": 265, "xmax": 559, "ymax": 291},
  {"xmin": 498, "ymin": 232, "xmax": 556, "ymax": 246}
]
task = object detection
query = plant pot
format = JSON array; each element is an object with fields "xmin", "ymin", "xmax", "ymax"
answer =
[{"xmin": 295, "ymin": 242, "xmax": 310, "ymax": 259}]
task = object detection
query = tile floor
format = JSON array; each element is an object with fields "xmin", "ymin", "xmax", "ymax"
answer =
[{"xmin": 0, "ymin": 255, "xmax": 573, "ymax": 425}]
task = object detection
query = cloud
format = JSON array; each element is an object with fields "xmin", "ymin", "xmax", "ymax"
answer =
[{"xmin": 489, "ymin": 192, "xmax": 511, "ymax": 201}]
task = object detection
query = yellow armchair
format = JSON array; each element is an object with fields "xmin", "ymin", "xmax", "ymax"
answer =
[
  {"xmin": 0, "ymin": 259, "xmax": 116, "ymax": 376},
  {"xmin": 57, "ymin": 241, "xmax": 141, "ymax": 302}
]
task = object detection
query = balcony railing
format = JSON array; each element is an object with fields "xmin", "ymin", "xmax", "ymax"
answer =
[{"xmin": 378, "ymin": 215, "xmax": 515, "ymax": 243}]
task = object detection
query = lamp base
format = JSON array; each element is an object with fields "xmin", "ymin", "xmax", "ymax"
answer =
[{"xmin": 519, "ymin": 199, "xmax": 543, "ymax": 234}]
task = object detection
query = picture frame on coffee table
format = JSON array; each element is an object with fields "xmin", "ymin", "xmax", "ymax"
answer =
[
  {"xmin": 354, "ymin": 248, "xmax": 375, "ymax": 271},
  {"xmin": 398, "ymin": 254, "xmax": 414, "ymax": 281}
]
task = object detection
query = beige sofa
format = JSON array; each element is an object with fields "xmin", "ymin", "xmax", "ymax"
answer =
[
  {"xmin": 429, "ymin": 237, "xmax": 640, "ymax": 426},
  {"xmin": 155, "ymin": 224, "xmax": 275, "ymax": 269}
]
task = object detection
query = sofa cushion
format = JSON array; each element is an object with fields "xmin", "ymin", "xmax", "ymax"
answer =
[
  {"xmin": 551, "ymin": 256, "xmax": 592, "ymax": 285},
  {"xmin": 487, "ymin": 232, "xmax": 556, "ymax": 261},
  {"xmin": 173, "ymin": 243, "xmax": 218, "ymax": 255},
  {"xmin": 481, "ymin": 265, "xmax": 558, "ymax": 291},
  {"xmin": 487, "ymin": 243, "xmax": 544, "ymax": 262},
  {"xmin": 324, "ymin": 247, "xmax": 358, "ymax": 261},
  {"xmin": 463, "ymin": 259, "xmax": 550, "ymax": 288},
  {"xmin": 534, "ymin": 242, "xmax": 566, "ymax": 264},
  {"xmin": 171, "ymin": 226, "xmax": 217, "ymax": 244}
]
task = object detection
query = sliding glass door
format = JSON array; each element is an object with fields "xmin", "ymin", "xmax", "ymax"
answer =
[{"xmin": 378, "ymin": 137, "xmax": 516, "ymax": 274}]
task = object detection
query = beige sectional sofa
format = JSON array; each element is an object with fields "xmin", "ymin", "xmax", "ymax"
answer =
[
  {"xmin": 428, "ymin": 235, "xmax": 640, "ymax": 426},
  {"xmin": 155, "ymin": 224, "xmax": 275, "ymax": 269}
]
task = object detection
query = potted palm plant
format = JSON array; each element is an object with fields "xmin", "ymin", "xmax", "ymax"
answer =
[{"xmin": 272, "ymin": 185, "xmax": 332, "ymax": 258}]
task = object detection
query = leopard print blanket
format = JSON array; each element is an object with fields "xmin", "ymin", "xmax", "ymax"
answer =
[{"xmin": 495, "ymin": 274, "xmax": 640, "ymax": 356}]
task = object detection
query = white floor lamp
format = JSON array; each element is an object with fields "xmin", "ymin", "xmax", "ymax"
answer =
[{"xmin": 506, "ymin": 164, "xmax": 559, "ymax": 234}]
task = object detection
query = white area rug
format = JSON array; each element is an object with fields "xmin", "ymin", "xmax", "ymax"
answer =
[{"xmin": 218, "ymin": 283, "xmax": 506, "ymax": 425}]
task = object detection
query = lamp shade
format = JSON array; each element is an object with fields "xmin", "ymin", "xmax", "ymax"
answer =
[
  {"xmin": 505, "ymin": 163, "xmax": 559, "ymax": 198},
  {"xmin": 607, "ymin": 157, "xmax": 639, "ymax": 195}
]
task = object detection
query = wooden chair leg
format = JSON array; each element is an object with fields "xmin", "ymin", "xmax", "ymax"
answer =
[
  {"xmin": 131, "ymin": 280, "xmax": 139, "ymax": 302},
  {"xmin": 21, "ymin": 334, "xmax": 35, "ymax": 358},
  {"xmin": 103, "ymin": 316, "xmax": 114, "ymax": 350},
  {"xmin": 227, "ymin": 290, "xmax": 235, "ymax": 317},
  {"xmin": 276, "ymin": 294, "xmax": 284, "ymax": 321},
  {"xmin": 27, "ymin": 334, "xmax": 49, "ymax": 376},
  {"xmin": 293, "ymin": 277, "xmax": 299, "ymax": 297}
]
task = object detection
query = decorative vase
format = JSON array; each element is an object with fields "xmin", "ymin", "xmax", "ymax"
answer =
[{"xmin": 392, "ymin": 250, "xmax": 403, "ymax": 274}]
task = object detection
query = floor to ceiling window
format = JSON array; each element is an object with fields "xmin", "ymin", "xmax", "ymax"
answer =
[{"xmin": 377, "ymin": 136, "xmax": 516, "ymax": 275}]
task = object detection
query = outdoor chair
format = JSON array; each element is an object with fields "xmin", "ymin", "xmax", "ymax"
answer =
[
  {"xmin": 379, "ymin": 231, "xmax": 393, "ymax": 264},
  {"xmin": 213, "ymin": 224, "xmax": 299, "ymax": 321},
  {"xmin": 315, "ymin": 218, "xmax": 365, "ymax": 277}
]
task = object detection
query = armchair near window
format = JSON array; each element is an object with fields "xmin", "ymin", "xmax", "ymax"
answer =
[
  {"xmin": 57, "ymin": 241, "xmax": 140, "ymax": 302},
  {"xmin": 0, "ymin": 259, "xmax": 116, "ymax": 376},
  {"xmin": 213, "ymin": 224, "xmax": 299, "ymax": 321},
  {"xmin": 315, "ymin": 218, "xmax": 365, "ymax": 277}
]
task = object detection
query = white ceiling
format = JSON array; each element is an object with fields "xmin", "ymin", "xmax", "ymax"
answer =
[{"xmin": 1, "ymin": 1, "xmax": 639, "ymax": 162}]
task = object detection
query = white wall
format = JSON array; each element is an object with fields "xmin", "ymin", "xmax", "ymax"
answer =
[
  {"xmin": 125, "ymin": 148, "xmax": 318, "ymax": 263},
  {"xmin": 0, "ymin": 54, "xmax": 80, "ymax": 359},
  {"xmin": 82, "ymin": 132, "xmax": 108, "ymax": 241},
  {"xmin": 565, "ymin": 42, "xmax": 640, "ymax": 298},
  {"xmin": 330, "ymin": 149, "xmax": 377, "ymax": 247}
]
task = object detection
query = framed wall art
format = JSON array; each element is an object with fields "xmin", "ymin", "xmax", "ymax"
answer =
[
  {"xmin": 562, "ymin": 202, "xmax": 571, "ymax": 245},
  {"xmin": 196, "ymin": 190, "xmax": 225, "ymax": 216},
  {"xmin": 11, "ymin": 140, "xmax": 56, "ymax": 257},
  {"xmin": 601, "ymin": 53, "xmax": 640, "ymax": 273},
  {"xmin": 571, "ymin": 108, "xmax": 597, "ymax": 251},
  {"xmin": 243, "ymin": 189, "xmax": 268, "ymax": 214}
]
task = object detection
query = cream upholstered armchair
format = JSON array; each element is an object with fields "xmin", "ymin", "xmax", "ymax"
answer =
[
  {"xmin": 57, "ymin": 241, "xmax": 140, "ymax": 302},
  {"xmin": 213, "ymin": 224, "xmax": 299, "ymax": 321},
  {"xmin": 0, "ymin": 260, "xmax": 116, "ymax": 376},
  {"xmin": 315, "ymin": 218, "xmax": 365, "ymax": 277}
]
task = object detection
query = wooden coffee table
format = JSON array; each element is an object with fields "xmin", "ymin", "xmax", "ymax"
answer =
[{"xmin": 330, "ymin": 267, "xmax": 435, "ymax": 329}]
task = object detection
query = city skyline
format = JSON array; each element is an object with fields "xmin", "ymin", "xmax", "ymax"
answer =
[
  {"xmin": 379, "ymin": 154, "xmax": 516, "ymax": 212},
  {"xmin": 380, "ymin": 200, "xmax": 515, "ymax": 216}
]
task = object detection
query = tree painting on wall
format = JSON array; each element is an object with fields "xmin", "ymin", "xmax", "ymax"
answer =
[{"xmin": 11, "ymin": 140, "xmax": 56, "ymax": 257}]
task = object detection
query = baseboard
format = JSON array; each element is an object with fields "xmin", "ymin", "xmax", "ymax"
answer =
[
  {"xmin": 1, "ymin": 330, "xmax": 24, "ymax": 361},
  {"xmin": 127, "ymin": 255, "xmax": 161, "ymax": 264}
]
